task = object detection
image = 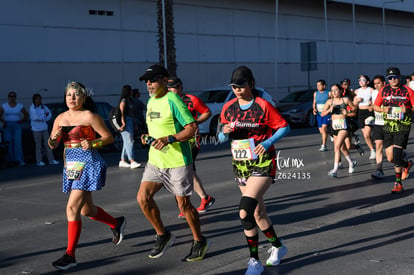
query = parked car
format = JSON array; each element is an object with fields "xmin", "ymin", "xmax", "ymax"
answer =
[
  {"xmin": 275, "ymin": 89, "xmax": 316, "ymax": 127},
  {"xmin": 21, "ymin": 101, "xmax": 123, "ymax": 162},
  {"xmin": 196, "ymin": 86, "xmax": 276, "ymax": 135}
]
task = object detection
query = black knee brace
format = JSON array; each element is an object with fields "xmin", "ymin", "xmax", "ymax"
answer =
[
  {"xmin": 239, "ymin": 196, "xmax": 258, "ymax": 230},
  {"xmin": 393, "ymin": 147, "xmax": 403, "ymax": 167}
]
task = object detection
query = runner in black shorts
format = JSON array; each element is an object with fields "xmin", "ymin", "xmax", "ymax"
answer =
[
  {"xmin": 373, "ymin": 67, "xmax": 414, "ymax": 194},
  {"xmin": 218, "ymin": 66, "xmax": 290, "ymax": 273},
  {"xmin": 371, "ymin": 75, "xmax": 386, "ymax": 179},
  {"xmin": 321, "ymin": 84, "xmax": 357, "ymax": 177}
]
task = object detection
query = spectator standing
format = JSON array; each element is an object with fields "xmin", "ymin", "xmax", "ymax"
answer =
[
  {"xmin": 373, "ymin": 67, "xmax": 414, "ymax": 194},
  {"xmin": 118, "ymin": 85, "xmax": 141, "ymax": 169},
  {"xmin": 132, "ymin": 88, "xmax": 147, "ymax": 134},
  {"xmin": 137, "ymin": 64, "xmax": 210, "ymax": 262},
  {"xmin": 167, "ymin": 77, "xmax": 216, "ymax": 218},
  {"xmin": 29, "ymin": 93, "xmax": 59, "ymax": 166},
  {"xmin": 0, "ymin": 91, "xmax": 28, "ymax": 166}
]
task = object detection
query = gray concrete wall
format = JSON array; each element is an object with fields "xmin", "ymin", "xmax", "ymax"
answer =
[{"xmin": 1, "ymin": 0, "xmax": 413, "ymax": 107}]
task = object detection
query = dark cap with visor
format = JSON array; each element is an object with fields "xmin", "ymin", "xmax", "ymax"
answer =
[
  {"xmin": 229, "ymin": 66, "xmax": 254, "ymax": 87},
  {"xmin": 386, "ymin": 67, "xmax": 401, "ymax": 77},
  {"xmin": 167, "ymin": 77, "xmax": 182, "ymax": 88},
  {"xmin": 139, "ymin": 64, "xmax": 169, "ymax": 81}
]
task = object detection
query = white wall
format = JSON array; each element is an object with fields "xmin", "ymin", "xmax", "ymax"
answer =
[{"xmin": 1, "ymin": 0, "xmax": 414, "ymax": 108}]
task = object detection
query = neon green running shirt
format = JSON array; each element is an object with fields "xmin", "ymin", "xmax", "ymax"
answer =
[{"xmin": 146, "ymin": 91, "xmax": 195, "ymax": 168}]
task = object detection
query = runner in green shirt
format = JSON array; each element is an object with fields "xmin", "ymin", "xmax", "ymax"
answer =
[{"xmin": 137, "ymin": 64, "xmax": 210, "ymax": 262}]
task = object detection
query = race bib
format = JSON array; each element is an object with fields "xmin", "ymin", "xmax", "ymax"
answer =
[
  {"xmin": 66, "ymin": 161, "xmax": 86, "ymax": 180},
  {"xmin": 231, "ymin": 138, "xmax": 258, "ymax": 161},
  {"xmin": 316, "ymin": 104, "xmax": 325, "ymax": 113},
  {"xmin": 374, "ymin": 111, "xmax": 384, "ymax": 124},
  {"xmin": 364, "ymin": 116, "xmax": 375, "ymax": 126},
  {"xmin": 386, "ymin": 107, "xmax": 404, "ymax": 120},
  {"xmin": 332, "ymin": 118, "xmax": 347, "ymax": 130}
]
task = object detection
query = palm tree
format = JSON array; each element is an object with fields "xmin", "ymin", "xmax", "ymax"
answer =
[{"xmin": 157, "ymin": 0, "xmax": 177, "ymax": 76}]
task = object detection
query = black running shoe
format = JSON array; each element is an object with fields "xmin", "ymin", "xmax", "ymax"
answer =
[
  {"xmin": 355, "ymin": 144, "xmax": 364, "ymax": 156},
  {"xmin": 148, "ymin": 230, "xmax": 175, "ymax": 258},
  {"xmin": 52, "ymin": 253, "xmax": 77, "ymax": 271},
  {"xmin": 183, "ymin": 236, "xmax": 210, "ymax": 262},
  {"xmin": 112, "ymin": 216, "xmax": 127, "ymax": 245}
]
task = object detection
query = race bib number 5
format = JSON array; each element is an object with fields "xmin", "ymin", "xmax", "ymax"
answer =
[
  {"xmin": 231, "ymin": 138, "xmax": 258, "ymax": 161},
  {"xmin": 66, "ymin": 161, "xmax": 86, "ymax": 180},
  {"xmin": 332, "ymin": 118, "xmax": 347, "ymax": 130},
  {"xmin": 387, "ymin": 107, "xmax": 404, "ymax": 120}
]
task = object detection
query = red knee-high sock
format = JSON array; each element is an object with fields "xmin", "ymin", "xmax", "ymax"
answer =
[
  {"xmin": 66, "ymin": 220, "xmax": 82, "ymax": 257},
  {"xmin": 89, "ymin": 207, "xmax": 118, "ymax": 229}
]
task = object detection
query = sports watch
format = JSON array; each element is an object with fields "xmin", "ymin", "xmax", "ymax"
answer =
[{"xmin": 167, "ymin": 135, "xmax": 177, "ymax": 144}]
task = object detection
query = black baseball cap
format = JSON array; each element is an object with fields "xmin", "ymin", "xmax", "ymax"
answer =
[
  {"xmin": 139, "ymin": 64, "xmax": 169, "ymax": 81},
  {"xmin": 167, "ymin": 77, "xmax": 182, "ymax": 88},
  {"xmin": 229, "ymin": 66, "xmax": 254, "ymax": 87},
  {"xmin": 341, "ymin": 78, "xmax": 351, "ymax": 84},
  {"xmin": 386, "ymin": 67, "xmax": 401, "ymax": 77}
]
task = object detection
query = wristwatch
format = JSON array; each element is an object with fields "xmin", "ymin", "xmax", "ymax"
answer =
[{"xmin": 167, "ymin": 135, "xmax": 177, "ymax": 143}]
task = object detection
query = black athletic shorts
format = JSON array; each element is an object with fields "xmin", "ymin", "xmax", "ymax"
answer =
[
  {"xmin": 358, "ymin": 109, "xmax": 374, "ymax": 128},
  {"xmin": 383, "ymin": 130, "xmax": 410, "ymax": 149},
  {"xmin": 372, "ymin": 125, "xmax": 384, "ymax": 141}
]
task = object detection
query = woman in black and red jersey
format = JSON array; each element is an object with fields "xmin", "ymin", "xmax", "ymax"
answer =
[{"xmin": 218, "ymin": 66, "xmax": 290, "ymax": 274}]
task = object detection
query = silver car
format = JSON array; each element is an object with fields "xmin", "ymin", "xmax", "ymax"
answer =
[{"xmin": 197, "ymin": 86, "xmax": 276, "ymax": 135}]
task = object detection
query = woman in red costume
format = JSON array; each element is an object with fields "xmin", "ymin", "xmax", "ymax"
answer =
[{"xmin": 48, "ymin": 81, "xmax": 126, "ymax": 271}]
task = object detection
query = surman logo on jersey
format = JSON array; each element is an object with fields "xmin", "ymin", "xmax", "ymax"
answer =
[
  {"xmin": 384, "ymin": 95, "xmax": 407, "ymax": 101},
  {"xmin": 230, "ymin": 121, "xmax": 260, "ymax": 129}
]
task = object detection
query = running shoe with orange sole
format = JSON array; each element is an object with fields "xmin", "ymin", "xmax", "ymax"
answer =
[
  {"xmin": 391, "ymin": 182, "xmax": 404, "ymax": 194},
  {"xmin": 402, "ymin": 160, "xmax": 412, "ymax": 180}
]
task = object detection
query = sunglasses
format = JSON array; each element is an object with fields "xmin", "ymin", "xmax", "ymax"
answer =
[
  {"xmin": 358, "ymin": 78, "xmax": 367, "ymax": 82},
  {"xmin": 387, "ymin": 76, "xmax": 399, "ymax": 80},
  {"xmin": 8, "ymin": 95, "xmax": 16, "ymax": 98},
  {"xmin": 146, "ymin": 76, "xmax": 164, "ymax": 83}
]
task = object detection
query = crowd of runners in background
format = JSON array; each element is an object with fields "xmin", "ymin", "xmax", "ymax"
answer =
[{"xmin": 313, "ymin": 67, "xmax": 414, "ymax": 195}]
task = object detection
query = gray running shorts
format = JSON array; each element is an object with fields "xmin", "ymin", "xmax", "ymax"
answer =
[{"xmin": 141, "ymin": 163, "xmax": 194, "ymax": 196}]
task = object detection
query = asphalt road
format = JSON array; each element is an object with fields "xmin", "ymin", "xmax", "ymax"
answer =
[{"xmin": 1, "ymin": 127, "xmax": 414, "ymax": 275}]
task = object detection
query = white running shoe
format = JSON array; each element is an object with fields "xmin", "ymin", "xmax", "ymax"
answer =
[
  {"xmin": 266, "ymin": 245, "xmax": 288, "ymax": 266},
  {"xmin": 119, "ymin": 160, "xmax": 130, "ymax": 168},
  {"xmin": 130, "ymin": 161, "xmax": 141, "ymax": 169},
  {"xmin": 349, "ymin": 160, "xmax": 357, "ymax": 174},
  {"xmin": 245, "ymin": 258, "xmax": 264, "ymax": 275},
  {"xmin": 369, "ymin": 150, "xmax": 376, "ymax": 160},
  {"xmin": 328, "ymin": 169, "xmax": 338, "ymax": 178},
  {"xmin": 319, "ymin": 145, "xmax": 327, "ymax": 152},
  {"xmin": 37, "ymin": 161, "xmax": 46, "ymax": 167}
]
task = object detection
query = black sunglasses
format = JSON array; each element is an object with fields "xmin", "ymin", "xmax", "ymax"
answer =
[{"xmin": 146, "ymin": 76, "xmax": 164, "ymax": 83}]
